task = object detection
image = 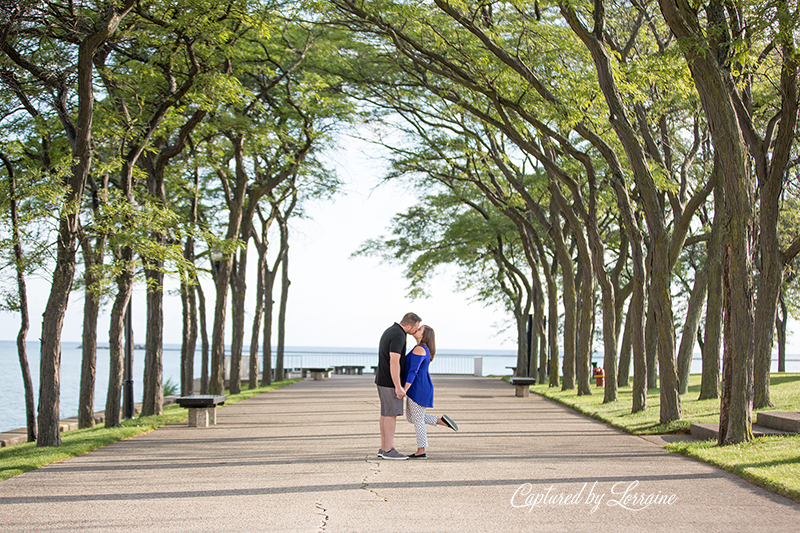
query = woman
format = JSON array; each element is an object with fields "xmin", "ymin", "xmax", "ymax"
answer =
[{"xmin": 403, "ymin": 325, "xmax": 458, "ymax": 458}]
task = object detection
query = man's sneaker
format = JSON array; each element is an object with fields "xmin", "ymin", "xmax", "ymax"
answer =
[
  {"xmin": 378, "ymin": 449, "xmax": 385, "ymax": 457},
  {"xmin": 381, "ymin": 448, "xmax": 408, "ymax": 460}
]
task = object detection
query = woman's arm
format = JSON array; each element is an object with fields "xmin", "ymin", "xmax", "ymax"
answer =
[{"xmin": 404, "ymin": 345, "xmax": 427, "ymax": 390}]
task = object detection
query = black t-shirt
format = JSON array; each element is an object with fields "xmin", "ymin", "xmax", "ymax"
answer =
[{"xmin": 375, "ymin": 323, "xmax": 407, "ymax": 388}]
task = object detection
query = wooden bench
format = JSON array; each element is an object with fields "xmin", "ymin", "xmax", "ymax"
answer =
[
  {"xmin": 176, "ymin": 395, "xmax": 227, "ymax": 427},
  {"xmin": 509, "ymin": 377, "xmax": 536, "ymax": 397}
]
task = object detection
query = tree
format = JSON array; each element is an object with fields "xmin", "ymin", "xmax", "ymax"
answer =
[
  {"xmin": 2, "ymin": 0, "xmax": 136, "ymax": 446},
  {"xmin": 0, "ymin": 149, "xmax": 36, "ymax": 442},
  {"xmin": 658, "ymin": 0, "xmax": 757, "ymax": 443}
]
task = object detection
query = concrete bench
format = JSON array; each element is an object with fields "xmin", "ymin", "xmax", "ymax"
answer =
[
  {"xmin": 301, "ymin": 368, "xmax": 332, "ymax": 380},
  {"xmin": 343, "ymin": 365, "xmax": 365, "ymax": 375},
  {"xmin": 509, "ymin": 377, "xmax": 536, "ymax": 397},
  {"xmin": 176, "ymin": 395, "xmax": 227, "ymax": 427}
]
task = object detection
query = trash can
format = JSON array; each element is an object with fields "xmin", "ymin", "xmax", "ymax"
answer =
[{"xmin": 593, "ymin": 367, "xmax": 605, "ymax": 387}]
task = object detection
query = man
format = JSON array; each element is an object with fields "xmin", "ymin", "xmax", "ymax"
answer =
[{"xmin": 376, "ymin": 312, "xmax": 421, "ymax": 460}]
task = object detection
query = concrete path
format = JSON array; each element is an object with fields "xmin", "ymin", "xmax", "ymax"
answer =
[{"xmin": 1, "ymin": 376, "xmax": 798, "ymax": 532}]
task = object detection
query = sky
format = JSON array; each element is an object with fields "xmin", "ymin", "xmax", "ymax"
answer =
[{"xmin": 0, "ymin": 132, "xmax": 517, "ymax": 351}]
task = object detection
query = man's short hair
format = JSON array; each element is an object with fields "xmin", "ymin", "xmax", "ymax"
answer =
[{"xmin": 400, "ymin": 312, "xmax": 422, "ymax": 326}]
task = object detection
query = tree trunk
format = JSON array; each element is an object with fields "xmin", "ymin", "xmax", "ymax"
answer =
[
  {"xmin": 587, "ymin": 231, "xmax": 618, "ymax": 403},
  {"xmin": 17, "ymin": 296, "xmax": 36, "ymax": 442},
  {"xmin": 750, "ymin": 10, "xmax": 796, "ymax": 409},
  {"xmin": 630, "ymin": 272, "xmax": 648, "ymax": 413},
  {"xmin": 532, "ymin": 275, "xmax": 545, "ymax": 382},
  {"xmin": 180, "ymin": 267, "xmax": 198, "ymax": 396},
  {"xmin": 658, "ymin": 0, "xmax": 755, "ymax": 442},
  {"xmin": 645, "ymin": 287, "xmax": 658, "ymax": 390},
  {"xmin": 79, "ymin": 234, "xmax": 105, "ymax": 428},
  {"xmin": 607, "ymin": 169, "xmax": 646, "ymax": 411},
  {"xmin": 229, "ymin": 246, "xmax": 249, "ymax": 395},
  {"xmin": 276, "ymin": 240, "xmax": 290, "ymax": 381},
  {"xmin": 538, "ymin": 316, "xmax": 547, "ymax": 384},
  {"xmin": 196, "ymin": 282, "xmax": 210, "ymax": 394},
  {"xmin": 105, "ymin": 255, "xmax": 134, "ymax": 428},
  {"xmin": 543, "ymin": 149, "xmax": 599, "ymax": 397},
  {"xmin": 142, "ymin": 257, "xmax": 164, "ymax": 416},
  {"xmin": 777, "ymin": 291, "xmax": 787, "ymax": 373},
  {"xmin": 210, "ymin": 259, "xmax": 231, "ymax": 395},
  {"xmin": 249, "ymin": 242, "xmax": 266, "ymax": 389},
  {"xmin": 575, "ymin": 253, "xmax": 594, "ymax": 396},
  {"xmin": 677, "ymin": 265, "xmax": 708, "ymax": 394},
  {"xmin": 651, "ymin": 236, "xmax": 682, "ymax": 422},
  {"xmin": 210, "ymin": 136, "xmax": 250, "ymax": 395},
  {"xmin": 618, "ymin": 304, "xmax": 632, "ymax": 388},
  {"xmin": 549, "ymin": 189, "xmax": 576, "ymax": 391},
  {"xmin": 701, "ymin": 174, "xmax": 724, "ymax": 400},
  {"xmin": 180, "ymin": 171, "xmax": 198, "ymax": 397},
  {"xmin": 546, "ymin": 255, "xmax": 560, "ymax": 387},
  {"xmin": 38, "ymin": 221, "xmax": 79, "ymax": 446},
  {"xmin": 752, "ymin": 180, "xmax": 782, "ymax": 408},
  {"xmin": 719, "ymin": 245, "xmax": 755, "ymax": 444},
  {"xmin": 262, "ymin": 271, "xmax": 275, "ymax": 386},
  {"xmin": 259, "ymin": 207, "xmax": 279, "ymax": 387},
  {"xmin": 3, "ymin": 152, "xmax": 36, "ymax": 442}
]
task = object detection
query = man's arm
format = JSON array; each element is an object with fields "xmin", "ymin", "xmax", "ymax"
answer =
[{"xmin": 390, "ymin": 351, "xmax": 406, "ymax": 399}]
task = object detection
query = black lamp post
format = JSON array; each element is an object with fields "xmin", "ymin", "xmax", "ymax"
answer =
[
  {"xmin": 123, "ymin": 298, "xmax": 134, "ymax": 420},
  {"xmin": 526, "ymin": 314, "xmax": 533, "ymax": 377}
]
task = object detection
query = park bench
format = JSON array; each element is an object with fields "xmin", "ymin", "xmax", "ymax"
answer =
[
  {"xmin": 509, "ymin": 377, "xmax": 536, "ymax": 397},
  {"xmin": 333, "ymin": 365, "xmax": 364, "ymax": 375},
  {"xmin": 176, "ymin": 395, "xmax": 227, "ymax": 427},
  {"xmin": 301, "ymin": 367, "xmax": 332, "ymax": 380}
]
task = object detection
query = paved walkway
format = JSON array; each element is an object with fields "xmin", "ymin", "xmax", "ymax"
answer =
[{"xmin": 1, "ymin": 376, "xmax": 798, "ymax": 532}]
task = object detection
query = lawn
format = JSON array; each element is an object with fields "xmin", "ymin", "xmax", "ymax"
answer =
[
  {"xmin": 527, "ymin": 373, "xmax": 800, "ymax": 502},
  {"xmin": 0, "ymin": 378, "xmax": 302, "ymax": 481}
]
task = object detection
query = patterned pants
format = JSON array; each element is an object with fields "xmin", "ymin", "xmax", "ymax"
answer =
[{"xmin": 406, "ymin": 397, "xmax": 438, "ymax": 448}]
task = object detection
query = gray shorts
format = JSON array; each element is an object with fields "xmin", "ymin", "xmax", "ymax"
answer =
[{"xmin": 377, "ymin": 385, "xmax": 404, "ymax": 417}]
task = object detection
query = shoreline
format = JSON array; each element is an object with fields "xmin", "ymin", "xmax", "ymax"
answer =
[{"xmin": 0, "ymin": 395, "xmax": 181, "ymax": 447}]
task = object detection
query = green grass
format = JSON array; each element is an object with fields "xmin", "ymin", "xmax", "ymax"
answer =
[
  {"xmin": 666, "ymin": 435, "xmax": 800, "ymax": 502},
  {"xmin": 528, "ymin": 374, "xmax": 722, "ymax": 434},
  {"xmin": 526, "ymin": 373, "xmax": 800, "ymax": 501},
  {"xmin": 0, "ymin": 378, "xmax": 301, "ymax": 481}
]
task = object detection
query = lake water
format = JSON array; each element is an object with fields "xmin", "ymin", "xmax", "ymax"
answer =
[
  {"xmin": 0, "ymin": 340, "xmax": 516, "ymax": 433},
  {"xmin": 2, "ymin": 340, "xmax": 797, "ymax": 434}
]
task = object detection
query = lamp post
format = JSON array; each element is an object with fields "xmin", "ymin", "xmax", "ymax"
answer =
[
  {"xmin": 526, "ymin": 314, "xmax": 533, "ymax": 378},
  {"xmin": 123, "ymin": 298, "xmax": 134, "ymax": 419}
]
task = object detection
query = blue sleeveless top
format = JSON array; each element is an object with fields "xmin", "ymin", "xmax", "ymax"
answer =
[{"xmin": 404, "ymin": 344, "xmax": 434, "ymax": 408}]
